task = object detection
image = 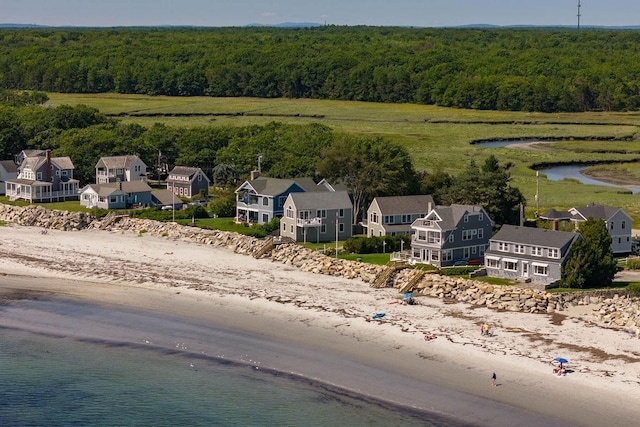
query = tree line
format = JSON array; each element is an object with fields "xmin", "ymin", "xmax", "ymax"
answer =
[
  {"xmin": 3, "ymin": 27, "xmax": 640, "ymax": 112},
  {"xmin": 1, "ymin": 102, "xmax": 524, "ymax": 227}
]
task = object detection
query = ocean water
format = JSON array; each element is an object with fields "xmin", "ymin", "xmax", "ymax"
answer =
[{"xmin": 0, "ymin": 297, "xmax": 453, "ymax": 427}]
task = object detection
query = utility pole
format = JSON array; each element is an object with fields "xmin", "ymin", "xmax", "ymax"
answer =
[
  {"xmin": 535, "ymin": 171, "xmax": 540, "ymax": 218},
  {"xmin": 577, "ymin": 0, "xmax": 581, "ymax": 30}
]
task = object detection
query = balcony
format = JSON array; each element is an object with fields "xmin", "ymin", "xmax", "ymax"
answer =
[{"xmin": 296, "ymin": 217, "xmax": 322, "ymax": 227}]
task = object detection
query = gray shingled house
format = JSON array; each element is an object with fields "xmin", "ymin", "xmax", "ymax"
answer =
[
  {"xmin": 410, "ymin": 204, "xmax": 493, "ymax": 267},
  {"xmin": 280, "ymin": 191, "xmax": 353, "ymax": 243},
  {"xmin": 364, "ymin": 195, "xmax": 434, "ymax": 237},
  {"xmin": 95, "ymin": 155, "xmax": 147, "ymax": 184},
  {"xmin": 485, "ymin": 224, "xmax": 580, "ymax": 287},
  {"xmin": 166, "ymin": 166, "xmax": 210, "ymax": 199}
]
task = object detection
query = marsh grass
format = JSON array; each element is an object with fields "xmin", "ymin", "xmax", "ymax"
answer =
[{"xmin": 46, "ymin": 94, "xmax": 640, "ymax": 218}]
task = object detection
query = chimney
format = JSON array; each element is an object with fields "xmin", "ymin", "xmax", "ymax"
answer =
[
  {"xmin": 45, "ymin": 150, "xmax": 52, "ymax": 182},
  {"xmin": 251, "ymin": 170, "xmax": 260, "ymax": 180},
  {"xmin": 117, "ymin": 181, "xmax": 122, "ymax": 190},
  {"xmin": 552, "ymin": 220, "xmax": 559, "ymax": 231}
]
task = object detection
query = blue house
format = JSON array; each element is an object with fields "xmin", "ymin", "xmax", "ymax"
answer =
[{"xmin": 234, "ymin": 174, "xmax": 331, "ymax": 225}]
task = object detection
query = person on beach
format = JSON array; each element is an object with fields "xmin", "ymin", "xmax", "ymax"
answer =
[
  {"xmin": 491, "ymin": 372, "xmax": 497, "ymax": 386},
  {"xmin": 480, "ymin": 323, "xmax": 485, "ymax": 335}
]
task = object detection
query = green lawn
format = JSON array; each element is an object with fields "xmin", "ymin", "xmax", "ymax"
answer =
[{"xmin": 44, "ymin": 93, "xmax": 640, "ymax": 221}]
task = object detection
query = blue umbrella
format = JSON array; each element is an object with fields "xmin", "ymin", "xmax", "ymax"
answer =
[
  {"xmin": 403, "ymin": 293, "xmax": 413, "ymax": 299},
  {"xmin": 553, "ymin": 357, "xmax": 568, "ymax": 368}
]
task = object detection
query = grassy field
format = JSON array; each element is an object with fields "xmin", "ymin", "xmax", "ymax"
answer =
[{"xmin": 46, "ymin": 93, "xmax": 640, "ymax": 222}]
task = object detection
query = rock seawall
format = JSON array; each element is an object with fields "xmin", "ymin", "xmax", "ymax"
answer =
[{"xmin": 0, "ymin": 204, "xmax": 638, "ymax": 330}]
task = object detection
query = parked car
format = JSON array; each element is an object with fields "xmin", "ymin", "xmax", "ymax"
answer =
[
  {"xmin": 161, "ymin": 205, "xmax": 175, "ymax": 211},
  {"xmin": 189, "ymin": 199, "xmax": 208, "ymax": 207}
]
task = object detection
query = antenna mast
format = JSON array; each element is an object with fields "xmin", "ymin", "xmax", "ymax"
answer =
[{"xmin": 577, "ymin": 0, "xmax": 581, "ymax": 30}]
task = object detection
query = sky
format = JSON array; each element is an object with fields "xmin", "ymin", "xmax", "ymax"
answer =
[{"xmin": 4, "ymin": 0, "xmax": 640, "ymax": 28}]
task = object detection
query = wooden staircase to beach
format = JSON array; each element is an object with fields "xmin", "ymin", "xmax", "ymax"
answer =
[
  {"xmin": 252, "ymin": 237, "xmax": 275, "ymax": 259},
  {"xmin": 399, "ymin": 269, "xmax": 426, "ymax": 294},
  {"xmin": 371, "ymin": 262, "xmax": 408, "ymax": 288}
]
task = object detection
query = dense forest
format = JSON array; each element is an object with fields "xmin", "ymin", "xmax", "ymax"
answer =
[{"xmin": 2, "ymin": 27, "xmax": 640, "ymax": 112}]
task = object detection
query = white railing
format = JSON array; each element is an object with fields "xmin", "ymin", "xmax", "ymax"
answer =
[{"xmin": 296, "ymin": 217, "xmax": 322, "ymax": 227}]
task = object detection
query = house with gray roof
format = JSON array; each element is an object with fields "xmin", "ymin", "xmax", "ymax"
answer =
[
  {"xmin": 166, "ymin": 166, "xmax": 210, "ymax": 199},
  {"xmin": 280, "ymin": 191, "xmax": 353, "ymax": 243},
  {"xmin": 234, "ymin": 174, "xmax": 333, "ymax": 225},
  {"xmin": 79, "ymin": 181, "xmax": 153, "ymax": 209},
  {"xmin": 410, "ymin": 204, "xmax": 492, "ymax": 267},
  {"xmin": 5, "ymin": 150, "xmax": 79, "ymax": 202},
  {"xmin": 365, "ymin": 195, "xmax": 434, "ymax": 237},
  {"xmin": 541, "ymin": 203, "xmax": 632, "ymax": 255},
  {"xmin": 484, "ymin": 225, "xmax": 580, "ymax": 287},
  {"xmin": 95, "ymin": 155, "xmax": 147, "ymax": 184},
  {"xmin": 0, "ymin": 159, "xmax": 18, "ymax": 195}
]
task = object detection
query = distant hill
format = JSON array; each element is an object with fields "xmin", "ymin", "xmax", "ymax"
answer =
[{"xmin": 246, "ymin": 22, "xmax": 322, "ymax": 28}]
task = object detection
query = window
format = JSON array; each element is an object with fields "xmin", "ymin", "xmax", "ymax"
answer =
[
  {"xmin": 263, "ymin": 197, "xmax": 269, "ymax": 206},
  {"xmin": 622, "ymin": 221, "xmax": 626, "ymax": 229},
  {"xmin": 610, "ymin": 221, "xmax": 614, "ymax": 230},
  {"xmin": 282, "ymin": 223, "xmax": 286, "ymax": 231},
  {"xmin": 286, "ymin": 209, "xmax": 294, "ymax": 219},
  {"xmin": 533, "ymin": 264, "xmax": 548, "ymax": 276},
  {"xmin": 198, "ymin": 174, "xmax": 202, "ymax": 181},
  {"xmin": 290, "ymin": 225, "xmax": 294, "ymax": 233},
  {"xmin": 486, "ymin": 258, "xmax": 499, "ymax": 268},
  {"xmin": 498, "ymin": 242, "xmax": 509, "ymax": 252},
  {"xmin": 384, "ymin": 215, "xmax": 394, "ymax": 224},
  {"xmin": 338, "ymin": 209, "xmax": 344, "ymax": 218},
  {"xmin": 371, "ymin": 212, "xmax": 378, "ymax": 223},
  {"xmin": 463, "ymin": 247, "xmax": 470, "ymax": 258},
  {"xmin": 413, "ymin": 248, "xmax": 420, "ymax": 258},
  {"xmin": 321, "ymin": 225, "xmax": 326, "ymax": 234},
  {"xmin": 37, "ymin": 172, "xmax": 42, "ymax": 181},
  {"xmin": 402, "ymin": 214, "xmax": 410, "ymax": 223},
  {"xmin": 316, "ymin": 209, "xmax": 327, "ymax": 218},
  {"xmin": 278, "ymin": 196, "xmax": 287, "ymax": 208},
  {"xmin": 464, "ymin": 214, "xmax": 469, "ymax": 223},
  {"xmin": 472, "ymin": 246, "xmax": 477, "ymax": 254},
  {"xmin": 479, "ymin": 212, "xmax": 483, "ymax": 221},
  {"xmin": 417, "ymin": 230, "xmax": 426, "ymax": 241},
  {"xmin": 339, "ymin": 223, "xmax": 345, "ymax": 233},
  {"xmin": 431, "ymin": 251, "xmax": 440, "ymax": 261},
  {"xmin": 531, "ymin": 247, "xmax": 543, "ymax": 256},
  {"xmin": 55, "ymin": 170, "xmax": 60, "ymax": 176},
  {"xmin": 479, "ymin": 245, "xmax": 485, "ymax": 256},
  {"xmin": 462, "ymin": 230, "xmax": 473, "ymax": 241},
  {"xmin": 442, "ymin": 250, "xmax": 453, "ymax": 261},
  {"xmin": 548, "ymin": 248, "xmax": 559, "ymax": 258},
  {"xmin": 449, "ymin": 234, "xmax": 454, "ymax": 243},
  {"xmin": 478, "ymin": 228, "xmax": 483, "ymax": 239},
  {"xmin": 262, "ymin": 214, "xmax": 269, "ymax": 223},
  {"xmin": 514, "ymin": 245, "xmax": 525, "ymax": 254},
  {"xmin": 110, "ymin": 196, "xmax": 117, "ymax": 203},
  {"xmin": 503, "ymin": 260, "xmax": 518, "ymax": 271},
  {"xmin": 62, "ymin": 170, "xmax": 67, "ymax": 176}
]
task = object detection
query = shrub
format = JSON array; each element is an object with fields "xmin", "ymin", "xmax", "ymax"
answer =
[
  {"xmin": 625, "ymin": 258, "xmax": 640, "ymax": 270},
  {"xmin": 627, "ymin": 283, "xmax": 640, "ymax": 296}
]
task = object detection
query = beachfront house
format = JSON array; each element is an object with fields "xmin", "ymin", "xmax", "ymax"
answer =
[
  {"xmin": 79, "ymin": 181, "xmax": 153, "ymax": 209},
  {"xmin": 484, "ymin": 224, "xmax": 580, "ymax": 287},
  {"xmin": 410, "ymin": 204, "xmax": 492, "ymax": 267},
  {"xmin": 541, "ymin": 203, "xmax": 632, "ymax": 255},
  {"xmin": 235, "ymin": 174, "xmax": 333, "ymax": 225},
  {"xmin": 166, "ymin": 166, "xmax": 210, "ymax": 199},
  {"xmin": 364, "ymin": 195, "xmax": 434, "ymax": 237},
  {"xmin": 5, "ymin": 150, "xmax": 79, "ymax": 202},
  {"xmin": 0, "ymin": 159, "xmax": 18, "ymax": 195},
  {"xmin": 95, "ymin": 155, "xmax": 147, "ymax": 184},
  {"xmin": 280, "ymin": 191, "xmax": 353, "ymax": 243}
]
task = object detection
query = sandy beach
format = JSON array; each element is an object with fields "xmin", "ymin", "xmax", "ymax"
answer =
[{"xmin": 0, "ymin": 224, "xmax": 639, "ymax": 426}]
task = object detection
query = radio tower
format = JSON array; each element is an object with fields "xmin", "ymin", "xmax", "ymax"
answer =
[{"xmin": 577, "ymin": 0, "xmax": 581, "ymax": 29}]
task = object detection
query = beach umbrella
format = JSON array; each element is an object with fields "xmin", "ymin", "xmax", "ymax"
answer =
[{"xmin": 553, "ymin": 357, "xmax": 568, "ymax": 368}]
